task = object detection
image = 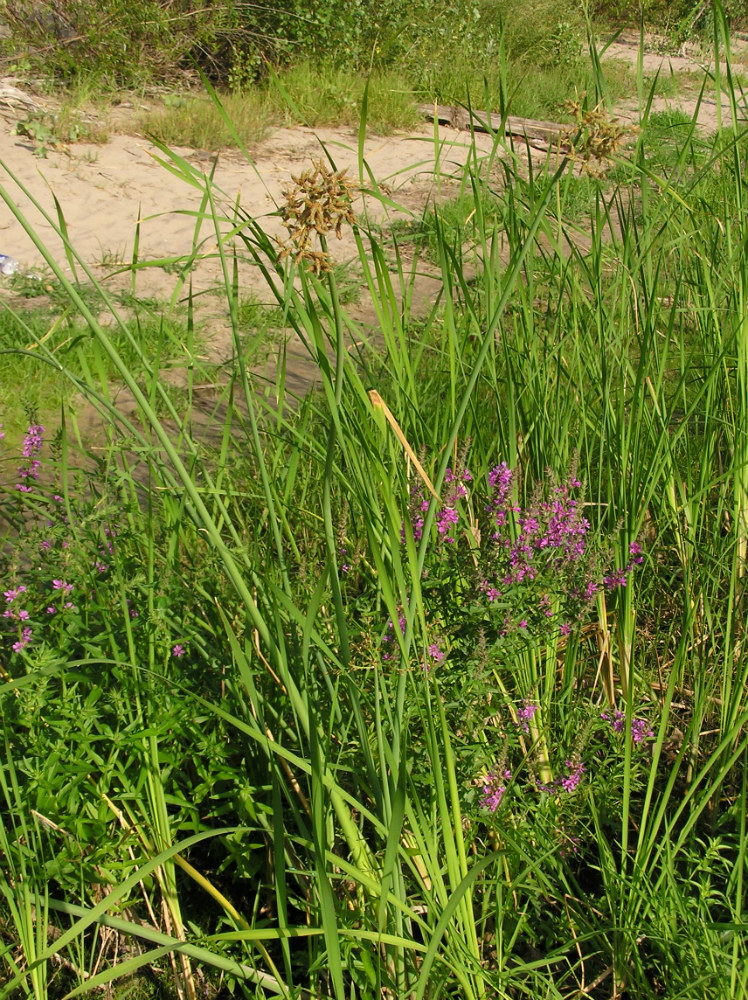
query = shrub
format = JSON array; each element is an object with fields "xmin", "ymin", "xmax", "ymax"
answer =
[
  {"xmin": 2, "ymin": 0, "xmax": 243, "ymax": 86},
  {"xmin": 1, "ymin": 0, "xmax": 586, "ymax": 90}
]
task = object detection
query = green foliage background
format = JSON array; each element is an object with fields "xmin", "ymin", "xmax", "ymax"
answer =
[{"xmin": 1, "ymin": 0, "xmax": 586, "ymax": 87}]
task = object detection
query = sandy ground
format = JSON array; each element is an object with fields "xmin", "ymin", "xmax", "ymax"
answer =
[
  {"xmin": 0, "ymin": 108, "xmax": 502, "ymax": 400},
  {"xmin": 0, "ymin": 34, "xmax": 742, "ymax": 290},
  {"xmin": 0, "ymin": 33, "xmax": 746, "ymax": 407},
  {"xmin": 0, "ymin": 116, "xmax": 498, "ymax": 298}
]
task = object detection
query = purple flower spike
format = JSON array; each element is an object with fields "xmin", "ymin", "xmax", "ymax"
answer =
[
  {"xmin": 561, "ymin": 760, "xmax": 584, "ymax": 793},
  {"xmin": 437, "ymin": 506, "xmax": 459, "ymax": 542},
  {"xmin": 516, "ymin": 701, "xmax": 539, "ymax": 733},
  {"xmin": 481, "ymin": 767, "xmax": 511, "ymax": 812},
  {"xmin": 22, "ymin": 424, "xmax": 44, "ymax": 457}
]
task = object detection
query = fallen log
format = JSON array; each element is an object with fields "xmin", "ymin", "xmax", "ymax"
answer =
[
  {"xmin": 0, "ymin": 78, "xmax": 41, "ymax": 113},
  {"xmin": 417, "ymin": 102, "xmax": 568, "ymax": 146}
]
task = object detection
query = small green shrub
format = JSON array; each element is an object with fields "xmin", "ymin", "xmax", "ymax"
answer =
[{"xmin": 13, "ymin": 109, "xmax": 107, "ymax": 157}]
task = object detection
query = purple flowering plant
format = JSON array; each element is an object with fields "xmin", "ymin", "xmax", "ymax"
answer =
[
  {"xmin": 0, "ymin": 420, "xmax": 207, "ymax": 689},
  {"xmin": 472, "ymin": 693, "xmax": 654, "ymax": 872},
  {"xmin": 397, "ymin": 451, "xmax": 650, "ymax": 822},
  {"xmin": 1, "ymin": 421, "xmax": 158, "ymax": 667},
  {"xmin": 402, "ymin": 457, "xmax": 641, "ymax": 653}
]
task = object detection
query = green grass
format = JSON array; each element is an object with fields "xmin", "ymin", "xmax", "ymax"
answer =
[
  {"xmin": 5, "ymin": 16, "xmax": 748, "ymax": 1000},
  {"xmin": 0, "ymin": 285, "xmax": 208, "ymax": 439},
  {"xmin": 141, "ymin": 66, "xmax": 422, "ymax": 150},
  {"xmin": 140, "ymin": 89, "xmax": 273, "ymax": 151},
  {"xmin": 268, "ymin": 63, "xmax": 423, "ymax": 132},
  {"xmin": 138, "ymin": 47, "xmax": 681, "ymax": 153}
]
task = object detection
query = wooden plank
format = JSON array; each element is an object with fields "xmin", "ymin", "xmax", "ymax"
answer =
[{"xmin": 417, "ymin": 103, "xmax": 567, "ymax": 144}]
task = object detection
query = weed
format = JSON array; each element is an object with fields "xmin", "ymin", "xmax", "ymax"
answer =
[
  {"xmin": 14, "ymin": 110, "xmax": 106, "ymax": 157},
  {"xmin": 236, "ymin": 293, "xmax": 286, "ymax": 332},
  {"xmin": 98, "ymin": 247, "xmax": 129, "ymax": 269}
]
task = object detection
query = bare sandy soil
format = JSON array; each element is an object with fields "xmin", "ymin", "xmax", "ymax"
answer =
[
  {"xmin": 0, "ymin": 105, "xmax": 504, "ymax": 296},
  {"xmin": 0, "ymin": 34, "xmax": 745, "ymax": 406},
  {"xmin": 0, "ymin": 108, "xmax": 501, "ymax": 399}
]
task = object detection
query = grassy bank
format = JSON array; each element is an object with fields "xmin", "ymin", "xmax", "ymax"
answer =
[{"xmin": 3, "ymin": 14, "xmax": 748, "ymax": 1000}]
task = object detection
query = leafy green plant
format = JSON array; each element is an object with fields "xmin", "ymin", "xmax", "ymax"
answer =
[{"xmin": 14, "ymin": 111, "xmax": 104, "ymax": 158}]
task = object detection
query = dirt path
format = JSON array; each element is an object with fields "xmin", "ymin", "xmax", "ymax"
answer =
[
  {"xmin": 0, "ymin": 33, "xmax": 739, "ymax": 291},
  {"xmin": 606, "ymin": 31, "xmax": 748, "ymax": 129},
  {"xmin": 0, "ymin": 109, "xmax": 501, "ymax": 413}
]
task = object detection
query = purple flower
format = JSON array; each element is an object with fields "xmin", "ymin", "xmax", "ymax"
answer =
[
  {"xmin": 403, "ymin": 482, "xmax": 430, "ymax": 543},
  {"xmin": 428, "ymin": 642, "xmax": 444, "ymax": 662},
  {"xmin": 437, "ymin": 506, "xmax": 459, "ymax": 542},
  {"xmin": 602, "ymin": 710, "xmax": 653, "ymax": 743},
  {"xmin": 584, "ymin": 579, "xmax": 599, "ymax": 601},
  {"xmin": 516, "ymin": 701, "xmax": 539, "ymax": 733},
  {"xmin": 12, "ymin": 626, "xmax": 32, "ymax": 653},
  {"xmin": 16, "ymin": 424, "xmax": 44, "ymax": 492},
  {"xmin": 488, "ymin": 462, "xmax": 512, "ymax": 497},
  {"xmin": 561, "ymin": 759, "xmax": 584, "ymax": 793},
  {"xmin": 481, "ymin": 767, "xmax": 512, "ymax": 812},
  {"xmin": 480, "ymin": 579, "xmax": 501, "ymax": 602},
  {"xmin": 604, "ymin": 569, "xmax": 627, "ymax": 589},
  {"xmin": 4, "ymin": 587, "xmax": 26, "ymax": 603},
  {"xmin": 172, "ymin": 643, "xmax": 185, "ymax": 658},
  {"xmin": 22, "ymin": 424, "xmax": 44, "ymax": 458},
  {"xmin": 444, "ymin": 467, "xmax": 470, "ymax": 498},
  {"xmin": 52, "ymin": 580, "xmax": 73, "ymax": 593}
]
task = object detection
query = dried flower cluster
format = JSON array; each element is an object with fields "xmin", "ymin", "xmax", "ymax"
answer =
[
  {"xmin": 561, "ymin": 99, "xmax": 635, "ymax": 177},
  {"xmin": 277, "ymin": 159, "xmax": 357, "ymax": 275}
]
